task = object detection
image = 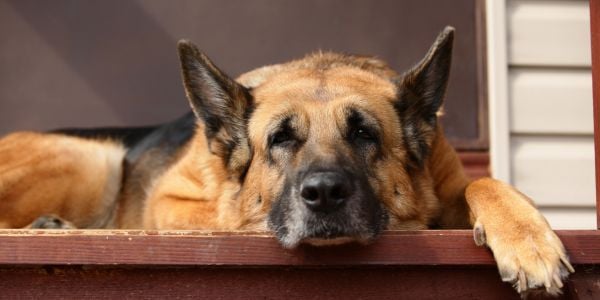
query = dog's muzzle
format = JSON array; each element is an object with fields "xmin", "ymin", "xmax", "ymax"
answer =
[{"xmin": 268, "ymin": 168, "xmax": 388, "ymax": 248}]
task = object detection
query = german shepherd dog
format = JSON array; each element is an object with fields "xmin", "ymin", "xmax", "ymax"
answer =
[{"xmin": 0, "ymin": 27, "xmax": 573, "ymax": 296}]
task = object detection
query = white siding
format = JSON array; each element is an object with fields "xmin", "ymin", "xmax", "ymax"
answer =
[
  {"xmin": 511, "ymin": 136, "xmax": 595, "ymax": 206},
  {"xmin": 540, "ymin": 207, "xmax": 597, "ymax": 230},
  {"xmin": 508, "ymin": 0, "xmax": 591, "ymax": 67},
  {"xmin": 509, "ymin": 69, "xmax": 593, "ymax": 134},
  {"xmin": 506, "ymin": 0, "xmax": 596, "ymax": 229}
]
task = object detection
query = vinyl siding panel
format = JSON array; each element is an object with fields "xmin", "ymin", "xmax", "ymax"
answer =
[
  {"xmin": 508, "ymin": 0, "xmax": 591, "ymax": 67},
  {"xmin": 539, "ymin": 207, "xmax": 597, "ymax": 229},
  {"xmin": 511, "ymin": 136, "xmax": 596, "ymax": 207},
  {"xmin": 509, "ymin": 68, "xmax": 593, "ymax": 134}
]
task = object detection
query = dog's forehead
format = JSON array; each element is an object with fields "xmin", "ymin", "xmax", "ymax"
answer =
[
  {"xmin": 246, "ymin": 66, "xmax": 401, "ymax": 147},
  {"xmin": 251, "ymin": 67, "xmax": 397, "ymax": 104}
]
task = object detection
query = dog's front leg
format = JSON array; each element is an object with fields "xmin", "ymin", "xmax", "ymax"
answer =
[{"xmin": 465, "ymin": 178, "xmax": 574, "ymax": 296}]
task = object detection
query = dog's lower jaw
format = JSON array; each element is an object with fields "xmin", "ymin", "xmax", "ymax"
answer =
[
  {"xmin": 270, "ymin": 219, "xmax": 380, "ymax": 248},
  {"xmin": 277, "ymin": 234, "xmax": 374, "ymax": 249},
  {"xmin": 303, "ymin": 236, "xmax": 372, "ymax": 247}
]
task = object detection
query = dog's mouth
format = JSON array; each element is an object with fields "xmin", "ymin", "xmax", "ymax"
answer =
[
  {"xmin": 271, "ymin": 221, "xmax": 383, "ymax": 249},
  {"xmin": 268, "ymin": 196, "xmax": 389, "ymax": 249},
  {"xmin": 267, "ymin": 168, "xmax": 389, "ymax": 249}
]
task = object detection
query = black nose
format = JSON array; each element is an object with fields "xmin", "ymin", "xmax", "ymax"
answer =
[{"xmin": 300, "ymin": 172, "xmax": 353, "ymax": 212}]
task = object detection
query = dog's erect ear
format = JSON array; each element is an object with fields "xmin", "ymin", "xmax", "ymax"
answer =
[
  {"xmin": 177, "ymin": 40, "xmax": 253, "ymax": 178},
  {"xmin": 395, "ymin": 26, "xmax": 454, "ymax": 166}
]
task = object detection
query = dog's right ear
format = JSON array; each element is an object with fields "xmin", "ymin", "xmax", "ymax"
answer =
[
  {"xmin": 395, "ymin": 27, "xmax": 454, "ymax": 167},
  {"xmin": 177, "ymin": 40, "xmax": 253, "ymax": 178}
]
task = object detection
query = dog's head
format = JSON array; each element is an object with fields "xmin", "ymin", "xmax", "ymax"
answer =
[{"xmin": 177, "ymin": 27, "xmax": 454, "ymax": 248}]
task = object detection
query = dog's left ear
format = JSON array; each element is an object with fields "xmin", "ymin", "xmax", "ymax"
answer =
[
  {"xmin": 177, "ymin": 40, "xmax": 253, "ymax": 179},
  {"xmin": 395, "ymin": 26, "xmax": 454, "ymax": 166}
]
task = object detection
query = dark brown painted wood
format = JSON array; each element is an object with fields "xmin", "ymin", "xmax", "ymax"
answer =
[
  {"xmin": 0, "ymin": 267, "xmax": 528, "ymax": 300},
  {"xmin": 0, "ymin": 230, "xmax": 598, "ymax": 266},
  {"xmin": 590, "ymin": 0, "xmax": 600, "ymax": 229},
  {"xmin": 568, "ymin": 266, "xmax": 600, "ymax": 300},
  {"xmin": 459, "ymin": 151, "xmax": 490, "ymax": 179}
]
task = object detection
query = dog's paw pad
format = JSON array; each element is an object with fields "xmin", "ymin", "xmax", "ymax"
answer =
[{"xmin": 29, "ymin": 215, "xmax": 75, "ymax": 229}]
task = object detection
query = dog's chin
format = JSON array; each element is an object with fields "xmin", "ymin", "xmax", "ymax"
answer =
[
  {"xmin": 277, "ymin": 231, "xmax": 376, "ymax": 249},
  {"xmin": 303, "ymin": 236, "xmax": 370, "ymax": 247}
]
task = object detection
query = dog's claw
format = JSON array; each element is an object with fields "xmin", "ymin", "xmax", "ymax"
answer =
[
  {"xmin": 28, "ymin": 215, "xmax": 75, "ymax": 229},
  {"xmin": 553, "ymin": 273, "xmax": 563, "ymax": 289},
  {"xmin": 561, "ymin": 256, "xmax": 575, "ymax": 273},
  {"xmin": 473, "ymin": 221, "xmax": 486, "ymax": 246}
]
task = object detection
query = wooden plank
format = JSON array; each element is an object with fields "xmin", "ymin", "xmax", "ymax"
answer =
[
  {"xmin": 0, "ymin": 230, "xmax": 495, "ymax": 266},
  {"xmin": 511, "ymin": 136, "xmax": 596, "ymax": 206},
  {"xmin": 0, "ymin": 230, "xmax": 598, "ymax": 266},
  {"xmin": 509, "ymin": 68, "xmax": 593, "ymax": 134},
  {"xmin": 507, "ymin": 0, "xmax": 591, "ymax": 67},
  {"xmin": 568, "ymin": 266, "xmax": 600, "ymax": 299},
  {"xmin": 0, "ymin": 266, "xmax": 525, "ymax": 300},
  {"xmin": 591, "ymin": 0, "xmax": 600, "ymax": 229},
  {"xmin": 458, "ymin": 151, "xmax": 490, "ymax": 179}
]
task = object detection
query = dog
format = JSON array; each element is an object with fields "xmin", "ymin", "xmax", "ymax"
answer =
[{"xmin": 0, "ymin": 27, "xmax": 573, "ymax": 296}]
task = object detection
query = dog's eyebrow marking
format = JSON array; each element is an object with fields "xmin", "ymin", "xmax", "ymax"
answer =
[
  {"xmin": 345, "ymin": 107, "xmax": 381, "ymax": 133},
  {"xmin": 265, "ymin": 114, "xmax": 295, "ymax": 142},
  {"xmin": 272, "ymin": 115, "xmax": 295, "ymax": 136},
  {"xmin": 265, "ymin": 114, "xmax": 301, "ymax": 164}
]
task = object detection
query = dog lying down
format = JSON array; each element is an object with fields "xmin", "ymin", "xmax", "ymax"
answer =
[{"xmin": 0, "ymin": 27, "xmax": 573, "ymax": 296}]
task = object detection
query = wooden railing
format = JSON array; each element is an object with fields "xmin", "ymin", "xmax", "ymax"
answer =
[{"xmin": 0, "ymin": 230, "xmax": 598, "ymax": 299}]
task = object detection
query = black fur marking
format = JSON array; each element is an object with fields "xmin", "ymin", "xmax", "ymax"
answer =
[
  {"xmin": 268, "ymin": 117, "xmax": 296, "ymax": 147},
  {"xmin": 117, "ymin": 112, "xmax": 198, "ymax": 222},
  {"xmin": 50, "ymin": 111, "xmax": 197, "ymax": 166},
  {"xmin": 345, "ymin": 109, "xmax": 379, "ymax": 143},
  {"xmin": 266, "ymin": 116, "xmax": 303, "ymax": 165},
  {"xmin": 268, "ymin": 180, "xmax": 291, "ymax": 241},
  {"xmin": 344, "ymin": 108, "xmax": 382, "ymax": 161},
  {"xmin": 125, "ymin": 112, "xmax": 196, "ymax": 163},
  {"xmin": 50, "ymin": 126, "xmax": 157, "ymax": 148}
]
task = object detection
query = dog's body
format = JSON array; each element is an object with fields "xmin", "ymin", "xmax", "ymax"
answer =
[{"xmin": 0, "ymin": 28, "xmax": 573, "ymax": 295}]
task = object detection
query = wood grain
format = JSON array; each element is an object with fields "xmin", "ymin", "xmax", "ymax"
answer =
[
  {"xmin": 0, "ymin": 267, "xmax": 527, "ymax": 300},
  {"xmin": 0, "ymin": 230, "xmax": 597, "ymax": 266},
  {"xmin": 459, "ymin": 151, "xmax": 490, "ymax": 179}
]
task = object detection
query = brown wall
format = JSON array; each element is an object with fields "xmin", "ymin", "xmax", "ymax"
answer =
[{"xmin": 0, "ymin": 0, "xmax": 487, "ymax": 149}]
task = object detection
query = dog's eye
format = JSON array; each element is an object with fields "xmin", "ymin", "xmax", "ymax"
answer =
[
  {"xmin": 269, "ymin": 131, "xmax": 296, "ymax": 147},
  {"xmin": 351, "ymin": 127, "xmax": 376, "ymax": 142}
]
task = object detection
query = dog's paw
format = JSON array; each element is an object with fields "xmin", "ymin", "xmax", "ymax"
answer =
[
  {"xmin": 473, "ymin": 217, "xmax": 574, "ymax": 297},
  {"xmin": 28, "ymin": 215, "xmax": 75, "ymax": 229}
]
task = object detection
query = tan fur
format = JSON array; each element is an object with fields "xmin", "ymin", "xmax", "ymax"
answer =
[
  {"xmin": 142, "ymin": 127, "xmax": 245, "ymax": 230},
  {"xmin": 0, "ymin": 132, "xmax": 125, "ymax": 228}
]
